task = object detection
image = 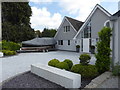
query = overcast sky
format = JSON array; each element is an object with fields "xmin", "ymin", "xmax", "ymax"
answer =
[{"xmin": 29, "ymin": 0, "xmax": 120, "ymax": 31}]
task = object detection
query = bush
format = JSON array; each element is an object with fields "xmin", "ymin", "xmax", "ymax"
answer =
[
  {"xmin": 2, "ymin": 40, "xmax": 20, "ymax": 51},
  {"xmin": 112, "ymin": 63, "xmax": 120, "ymax": 76},
  {"xmin": 71, "ymin": 64, "xmax": 81, "ymax": 73},
  {"xmin": 90, "ymin": 45, "xmax": 95, "ymax": 49},
  {"xmin": 63, "ymin": 59, "xmax": 73, "ymax": 69},
  {"xmin": 76, "ymin": 45, "xmax": 80, "ymax": 48},
  {"xmin": 48, "ymin": 59, "xmax": 60, "ymax": 67},
  {"xmin": 79, "ymin": 54, "xmax": 91, "ymax": 65},
  {"xmin": 71, "ymin": 64, "xmax": 98, "ymax": 78},
  {"xmin": 56, "ymin": 62, "xmax": 69, "ymax": 70},
  {"xmin": 95, "ymin": 27, "xmax": 112, "ymax": 74},
  {"xmin": 2, "ymin": 50, "xmax": 16, "ymax": 56}
]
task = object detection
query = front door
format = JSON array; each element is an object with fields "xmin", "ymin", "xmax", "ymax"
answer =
[{"xmin": 83, "ymin": 38, "xmax": 89, "ymax": 52}]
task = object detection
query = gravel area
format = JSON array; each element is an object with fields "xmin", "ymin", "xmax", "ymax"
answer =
[
  {"xmin": 1, "ymin": 71, "xmax": 66, "ymax": 89},
  {"xmin": 1, "ymin": 51, "xmax": 96, "ymax": 83},
  {"xmin": 1, "ymin": 71, "xmax": 92, "ymax": 89}
]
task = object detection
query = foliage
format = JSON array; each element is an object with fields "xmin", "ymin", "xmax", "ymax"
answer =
[
  {"xmin": 71, "ymin": 64, "xmax": 98, "ymax": 78},
  {"xmin": 42, "ymin": 28, "xmax": 57, "ymax": 37},
  {"xmin": 35, "ymin": 30, "xmax": 42, "ymax": 37},
  {"xmin": 95, "ymin": 27, "xmax": 112, "ymax": 74},
  {"xmin": 112, "ymin": 63, "xmax": 120, "ymax": 76},
  {"xmin": 2, "ymin": 2, "xmax": 35, "ymax": 42},
  {"xmin": 1, "ymin": 40, "xmax": 20, "ymax": 51},
  {"xmin": 1, "ymin": 50, "xmax": 16, "ymax": 56},
  {"xmin": 79, "ymin": 54, "xmax": 91, "ymax": 65},
  {"xmin": 71, "ymin": 64, "xmax": 81, "ymax": 73},
  {"xmin": 76, "ymin": 45, "xmax": 80, "ymax": 48},
  {"xmin": 90, "ymin": 45, "xmax": 95, "ymax": 49},
  {"xmin": 48, "ymin": 59, "xmax": 60, "ymax": 67},
  {"xmin": 56, "ymin": 62, "xmax": 69, "ymax": 70},
  {"xmin": 63, "ymin": 59, "xmax": 73, "ymax": 69}
]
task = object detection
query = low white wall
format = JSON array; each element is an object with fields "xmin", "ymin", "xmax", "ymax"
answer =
[{"xmin": 31, "ymin": 63, "xmax": 81, "ymax": 88}]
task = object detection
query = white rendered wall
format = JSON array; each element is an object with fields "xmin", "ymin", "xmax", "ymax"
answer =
[
  {"xmin": 56, "ymin": 40, "xmax": 76, "ymax": 51},
  {"xmin": 31, "ymin": 63, "xmax": 81, "ymax": 88}
]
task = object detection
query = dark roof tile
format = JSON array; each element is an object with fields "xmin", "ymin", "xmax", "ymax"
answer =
[
  {"xmin": 65, "ymin": 16, "xmax": 84, "ymax": 31},
  {"xmin": 113, "ymin": 10, "xmax": 120, "ymax": 17}
]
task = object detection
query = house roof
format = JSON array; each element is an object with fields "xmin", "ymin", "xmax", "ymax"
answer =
[
  {"xmin": 74, "ymin": 4, "xmax": 111, "ymax": 39},
  {"xmin": 113, "ymin": 10, "xmax": 120, "ymax": 17},
  {"xmin": 22, "ymin": 37, "xmax": 56, "ymax": 46},
  {"xmin": 65, "ymin": 16, "xmax": 84, "ymax": 31},
  {"xmin": 54, "ymin": 16, "xmax": 83, "ymax": 38}
]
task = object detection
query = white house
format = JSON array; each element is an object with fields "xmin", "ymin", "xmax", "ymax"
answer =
[
  {"xmin": 54, "ymin": 16, "xmax": 83, "ymax": 51},
  {"xmin": 54, "ymin": 3, "xmax": 120, "ymax": 66},
  {"xmin": 73, "ymin": 4, "xmax": 111, "ymax": 53},
  {"xmin": 55, "ymin": 4, "xmax": 111, "ymax": 53},
  {"xmin": 110, "ymin": 1, "xmax": 120, "ymax": 65}
]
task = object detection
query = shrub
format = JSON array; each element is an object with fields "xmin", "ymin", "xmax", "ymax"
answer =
[
  {"xmin": 76, "ymin": 45, "xmax": 80, "ymax": 48},
  {"xmin": 71, "ymin": 64, "xmax": 98, "ymax": 78},
  {"xmin": 48, "ymin": 59, "xmax": 60, "ymax": 67},
  {"xmin": 2, "ymin": 40, "xmax": 20, "ymax": 51},
  {"xmin": 112, "ymin": 63, "xmax": 120, "ymax": 76},
  {"xmin": 56, "ymin": 62, "xmax": 69, "ymax": 70},
  {"xmin": 90, "ymin": 45, "xmax": 95, "ymax": 49},
  {"xmin": 79, "ymin": 54, "xmax": 91, "ymax": 65},
  {"xmin": 2, "ymin": 50, "xmax": 16, "ymax": 56},
  {"xmin": 63, "ymin": 59, "xmax": 73, "ymax": 69},
  {"xmin": 95, "ymin": 27, "xmax": 112, "ymax": 74},
  {"xmin": 71, "ymin": 64, "xmax": 81, "ymax": 73}
]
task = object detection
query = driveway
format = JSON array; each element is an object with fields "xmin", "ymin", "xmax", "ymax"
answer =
[{"xmin": 0, "ymin": 51, "xmax": 96, "ymax": 83}]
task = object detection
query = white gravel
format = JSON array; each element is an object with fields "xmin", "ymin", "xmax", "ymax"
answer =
[{"xmin": 0, "ymin": 51, "xmax": 96, "ymax": 83}]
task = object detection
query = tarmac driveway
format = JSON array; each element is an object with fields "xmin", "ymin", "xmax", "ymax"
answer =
[{"xmin": 0, "ymin": 51, "xmax": 96, "ymax": 83}]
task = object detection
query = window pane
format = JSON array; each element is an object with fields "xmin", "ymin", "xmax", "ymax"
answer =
[
  {"xmin": 61, "ymin": 40, "xmax": 63, "ymax": 45},
  {"xmin": 68, "ymin": 40, "xmax": 70, "ymax": 45}
]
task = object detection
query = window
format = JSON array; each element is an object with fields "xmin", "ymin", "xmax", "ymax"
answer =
[
  {"xmin": 83, "ymin": 20, "xmax": 91, "ymax": 38},
  {"xmin": 58, "ymin": 40, "xmax": 63, "ymax": 45},
  {"xmin": 81, "ymin": 39, "xmax": 83, "ymax": 51},
  {"xmin": 64, "ymin": 26, "xmax": 70, "ymax": 32},
  {"xmin": 96, "ymin": 38, "xmax": 99, "ymax": 42},
  {"xmin": 75, "ymin": 41, "xmax": 77, "ymax": 44},
  {"xmin": 89, "ymin": 39, "xmax": 91, "ymax": 52},
  {"xmin": 104, "ymin": 20, "xmax": 111, "ymax": 28},
  {"xmin": 68, "ymin": 40, "xmax": 70, "ymax": 45},
  {"xmin": 106, "ymin": 22, "xmax": 110, "ymax": 27}
]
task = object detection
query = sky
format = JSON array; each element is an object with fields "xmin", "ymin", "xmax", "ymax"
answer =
[{"xmin": 29, "ymin": 0, "xmax": 120, "ymax": 32}]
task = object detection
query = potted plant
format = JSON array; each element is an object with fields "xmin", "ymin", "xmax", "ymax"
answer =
[
  {"xmin": 76, "ymin": 45, "xmax": 80, "ymax": 52},
  {"xmin": 90, "ymin": 45, "xmax": 95, "ymax": 54}
]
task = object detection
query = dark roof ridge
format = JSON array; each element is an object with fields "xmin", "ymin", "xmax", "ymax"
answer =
[
  {"xmin": 65, "ymin": 16, "xmax": 84, "ymax": 31},
  {"xmin": 65, "ymin": 16, "xmax": 83, "ymax": 23}
]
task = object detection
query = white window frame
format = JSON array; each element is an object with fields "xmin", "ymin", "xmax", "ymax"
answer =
[
  {"xmin": 64, "ymin": 26, "xmax": 70, "ymax": 32},
  {"xmin": 104, "ymin": 20, "xmax": 112, "ymax": 28}
]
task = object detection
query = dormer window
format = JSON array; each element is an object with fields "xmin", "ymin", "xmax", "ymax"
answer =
[{"xmin": 64, "ymin": 26, "xmax": 70, "ymax": 32}]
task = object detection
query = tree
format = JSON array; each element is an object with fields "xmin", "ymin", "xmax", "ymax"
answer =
[
  {"xmin": 95, "ymin": 27, "xmax": 112, "ymax": 74},
  {"xmin": 35, "ymin": 30, "xmax": 42, "ymax": 37},
  {"xmin": 2, "ymin": 2, "xmax": 35, "ymax": 42},
  {"xmin": 42, "ymin": 28, "xmax": 57, "ymax": 37}
]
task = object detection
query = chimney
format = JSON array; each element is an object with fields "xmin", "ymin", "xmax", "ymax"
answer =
[{"xmin": 119, "ymin": 1, "xmax": 120, "ymax": 10}]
